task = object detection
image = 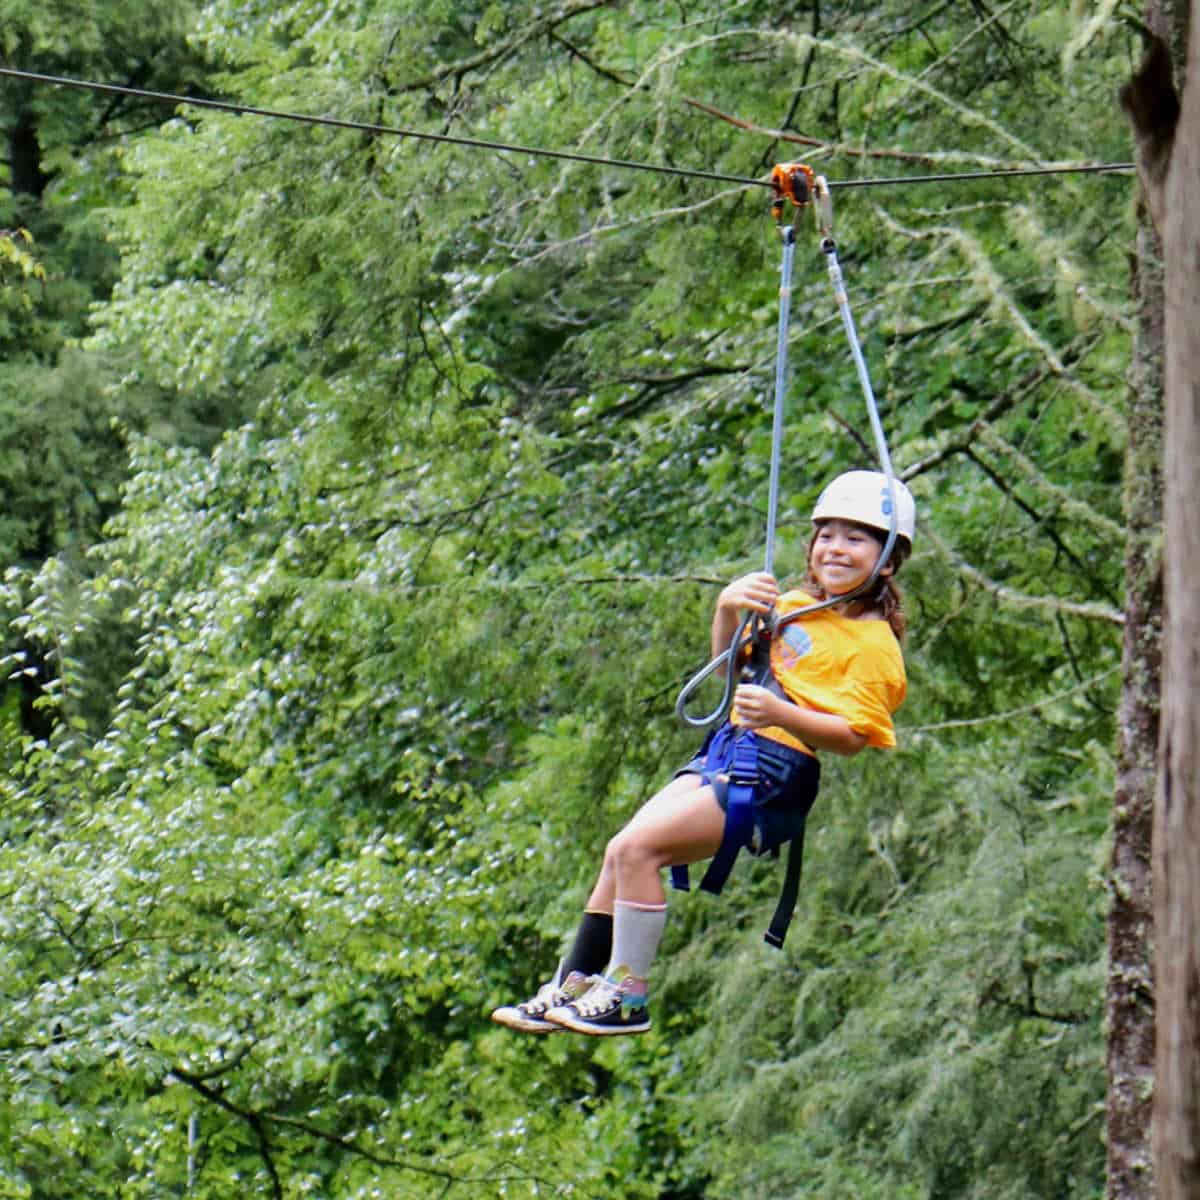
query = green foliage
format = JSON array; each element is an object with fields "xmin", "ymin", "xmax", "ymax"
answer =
[
  {"xmin": 0, "ymin": 0, "xmax": 254, "ymax": 745},
  {"xmin": 0, "ymin": 227, "xmax": 44, "ymax": 300},
  {"xmin": 0, "ymin": 1, "xmax": 1138, "ymax": 1195}
]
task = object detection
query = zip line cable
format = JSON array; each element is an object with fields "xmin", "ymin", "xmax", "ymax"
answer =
[
  {"xmin": 0, "ymin": 67, "xmax": 765, "ymax": 190},
  {"xmin": 0, "ymin": 66, "xmax": 1133, "ymax": 193}
]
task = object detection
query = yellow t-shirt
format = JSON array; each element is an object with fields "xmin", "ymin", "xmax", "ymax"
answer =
[{"xmin": 731, "ymin": 588, "xmax": 907, "ymax": 755}]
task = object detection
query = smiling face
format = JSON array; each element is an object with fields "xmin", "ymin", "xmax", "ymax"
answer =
[{"xmin": 808, "ymin": 518, "xmax": 891, "ymax": 595}]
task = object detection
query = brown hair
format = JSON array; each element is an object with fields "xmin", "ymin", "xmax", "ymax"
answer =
[{"xmin": 805, "ymin": 523, "xmax": 910, "ymax": 640}]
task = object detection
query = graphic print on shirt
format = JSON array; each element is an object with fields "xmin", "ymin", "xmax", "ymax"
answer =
[{"xmin": 775, "ymin": 622, "xmax": 813, "ymax": 673}]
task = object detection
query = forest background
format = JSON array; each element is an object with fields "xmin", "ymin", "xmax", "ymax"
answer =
[{"xmin": 0, "ymin": 2, "xmax": 1155, "ymax": 1197}]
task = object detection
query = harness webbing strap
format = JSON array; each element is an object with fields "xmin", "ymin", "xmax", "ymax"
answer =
[
  {"xmin": 697, "ymin": 731, "xmax": 758, "ymax": 895},
  {"xmin": 764, "ymin": 821, "xmax": 806, "ymax": 948},
  {"xmin": 669, "ymin": 724, "xmax": 757, "ymax": 896},
  {"xmin": 669, "ymin": 723, "xmax": 811, "ymax": 947}
]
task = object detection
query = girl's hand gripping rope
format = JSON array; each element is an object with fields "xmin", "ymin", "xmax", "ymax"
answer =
[
  {"xmin": 717, "ymin": 572, "xmax": 779, "ymax": 617},
  {"xmin": 731, "ymin": 683, "xmax": 786, "ymax": 729},
  {"xmin": 710, "ymin": 572, "xmax": 779, "ymax": 682}
]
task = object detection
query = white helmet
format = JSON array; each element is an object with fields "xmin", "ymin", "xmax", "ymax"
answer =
[{"xmin": 811, "ymin": 470, "xmax": 916, "ymax": 548}]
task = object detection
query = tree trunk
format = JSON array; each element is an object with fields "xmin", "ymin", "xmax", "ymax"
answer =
[
  {"xmin": 8, "ymin": 99, "xmax": 48, "ymax": 202},
  {"xmin": 1107, "ymin": 210, "xmax": 1163, "ymax": 1198},
  {"xmin": 1122, "ymin": 4, "xmax": 1200, "ymax": 1196},
  {"xmin": 1156, "ymin": 13, "xmax": 1200, "ymax": 1189}
]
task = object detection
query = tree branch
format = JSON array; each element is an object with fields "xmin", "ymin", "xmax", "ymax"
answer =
[
  {"xmin": 902, "ymin": 356, "xmax": 1061, "ymax": 477},
  {"xmin": 877, "ymin": 208, "xmax": 1126, "ymax": 431},
  {"xmin": 394, "ymin": 1, "xmax": 617, "ymax": 93},
  {"xmin": 981, "ymin": 980, "xmax": 1089, "ymax": 1026},
  {"xmin": 582, "ymin": 362, "xmax": 753, "ymax": 426},
  {"xmin": 884, "ymin": 301, "xmax": 987, "ymax": 342},
  {"xmin": 168, "ymin": 1066, "xmax": 578, "ymax": 1194},
  {"xmin": 170, "ymin": 1068, "xmax": 282, "ymax": 1199},
  {"xmin": 961, "ymin": 445, "xmax": 1119, "ymax": 606},
  {"xmin": 551, "ymin": 27, "xmax": 1053, "ymax": 172},
  {"xmin": 903, "ymin": 665, "xmax": 1120, "ymax": 733},
  {"xmin": 922, "ymin": 525, "xmax": 1124, "ymax": 626},
  {"xmin": 971, "ymin": 422, "xmax": 1124, "ymax": 544},
  {"xmin": 549, "ymin": 31, "xmax": 630, "ymax": 87}
]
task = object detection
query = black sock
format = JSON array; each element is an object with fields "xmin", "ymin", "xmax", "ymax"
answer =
[{"xmin": 561, "ymin": 910, "xmax": 613, "ymax": 978}]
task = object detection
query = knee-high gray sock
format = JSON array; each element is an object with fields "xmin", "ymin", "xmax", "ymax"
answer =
[{"xmin": 607, "ymin": 899, "xmax": 668, "ymax": 981}]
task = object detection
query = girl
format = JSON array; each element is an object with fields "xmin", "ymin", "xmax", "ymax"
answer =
[{"xmin": 491, "ymin": 470, "xmax": 914, "ymax": 1037}]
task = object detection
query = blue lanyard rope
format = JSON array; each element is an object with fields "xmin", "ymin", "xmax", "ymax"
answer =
[
  {"xmin": 676, "ymin": 192, "xmax": 900, "ymax": 729},
  {"xmin": 763, "ymin": 227, "xmax": 796, "ymax": 579}
]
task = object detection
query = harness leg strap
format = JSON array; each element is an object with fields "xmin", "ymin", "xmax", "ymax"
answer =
[
  {"xmin": 670, "ymin": 772, "xmax": 731, "ymax": 892},
  {"xmin": 697, "ymin": 733, "xmax": 758, "ymax": 895},
  {"xmin": 670, "ymin": 725, "xmax": 751, "ymax": 893},
  {"xmin": 697, "ymin": 779, "xmax": 753, "ymax": 895},
  {"xmin": 764, "ymin": 820, "xmax": 806, "ymax": 949},
  {"xmin": 670, "ymin": 727, "xmax": 811, "ymax": 948}
]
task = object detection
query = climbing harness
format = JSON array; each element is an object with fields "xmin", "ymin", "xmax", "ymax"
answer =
[
  {"xmin": 671, "ymin": 165, "xmax": 904, "ymax": 948},
  {"xmin": 669, "ymin": 722, "xmax": 812, "ymax": 948}
]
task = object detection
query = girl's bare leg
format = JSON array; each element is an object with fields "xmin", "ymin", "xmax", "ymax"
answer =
[{"xmin": 585, "ymin": 774, "xmax": 726, "ymax": 910}]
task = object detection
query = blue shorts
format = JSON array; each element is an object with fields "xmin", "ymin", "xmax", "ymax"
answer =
[{"xmin": 675, "ymin": 727, "xmax": 820, "ymax": 855}]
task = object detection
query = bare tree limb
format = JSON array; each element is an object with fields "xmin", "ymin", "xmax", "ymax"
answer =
[
  {"xmin": 168, "ymin": 1065, "xmax": 586, "ymax": 1195},
  {"xmin": 392, "ymin": 1, "xmax": 617, "ymax": 93},
  {"xmin": 552, "ymin": 29, "xmax": 1076, "ymax": 172}
]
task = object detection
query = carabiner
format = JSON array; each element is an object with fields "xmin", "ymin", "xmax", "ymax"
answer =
[{"xmin": 813, "ymin": 174, "xmax": 835, "ymax": 244}]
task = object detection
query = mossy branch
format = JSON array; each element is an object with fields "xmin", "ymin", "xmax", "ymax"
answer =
[{"xmin": 923, "ymin": 526, "xmax": 1125, "ymax": 626}]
